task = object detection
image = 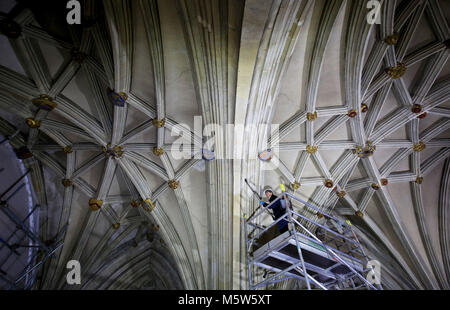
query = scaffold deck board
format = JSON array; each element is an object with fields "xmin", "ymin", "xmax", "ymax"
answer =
[{"xmin": 252, "ymin": 230, "xmax": 365, "ymax": 281}]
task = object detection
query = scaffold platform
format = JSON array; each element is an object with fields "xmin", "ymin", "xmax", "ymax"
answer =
[{"xmin": 244, "ymin": 189, "xmax": 381, "ymax": 290}]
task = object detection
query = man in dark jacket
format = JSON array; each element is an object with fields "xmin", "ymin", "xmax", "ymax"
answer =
[{"xmin": 261, "ymin": 189, "xmax": 291, "ymax": 234}]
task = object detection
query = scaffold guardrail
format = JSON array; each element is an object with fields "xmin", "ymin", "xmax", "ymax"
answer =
[{"xmin": 244, "ymin": 185, "xmax": 382, "ymax": 290}]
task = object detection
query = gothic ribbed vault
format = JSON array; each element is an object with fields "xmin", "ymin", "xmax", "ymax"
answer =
[{"xmin": 0, "ymin": 0, "xmax": 449, "ymax": 290}]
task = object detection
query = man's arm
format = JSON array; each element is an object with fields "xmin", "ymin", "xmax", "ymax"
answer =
[{"xmin": 259, "ymin": 200, "xmax": 275, "ymax": 218}]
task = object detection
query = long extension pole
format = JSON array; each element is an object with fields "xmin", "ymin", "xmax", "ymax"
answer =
[{"xmin": 244, "ymin": 179, "xmax": 274, "ymax": 219}]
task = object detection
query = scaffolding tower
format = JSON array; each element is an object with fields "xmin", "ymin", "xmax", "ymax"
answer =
[
  {"xmin": 244, "ymin": 187, "xmax": 382, "ymax": 290},
  {"xmin": 0, "ymin": 137, "xmax": 66, "ymax": 290}
]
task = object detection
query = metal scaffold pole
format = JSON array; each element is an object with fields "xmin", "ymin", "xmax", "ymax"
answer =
[
  {"xmin": 282, "ymin": 186, "xmax": 310, "ymax": 290},
  {"xmin": 0, "ymin": 161, "xmax": 66, "ymax": 290},
  {"xmin": 243, "ymin": 215, "xmax": 253, "ymax": 290}
]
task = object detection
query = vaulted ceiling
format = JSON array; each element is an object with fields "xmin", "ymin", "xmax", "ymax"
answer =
[{"xmin": 0, "ymin": 0, "xmax": 449, "ymax": 290}]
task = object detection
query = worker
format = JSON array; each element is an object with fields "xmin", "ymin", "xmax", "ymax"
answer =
[{"xmin": 260, "ymin": 188, "xmax": 292, "ymax": 234}]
